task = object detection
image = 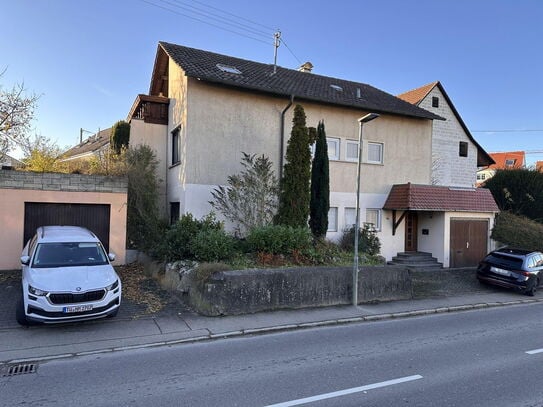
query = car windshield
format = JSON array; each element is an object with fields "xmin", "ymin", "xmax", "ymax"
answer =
[
  {"xmin": 32, "ymin": 242, "xmax": 108, "ymax": 268},
  {"xmin": 486, "ymin": 253, "xmax": 523, "ymax": 269}
]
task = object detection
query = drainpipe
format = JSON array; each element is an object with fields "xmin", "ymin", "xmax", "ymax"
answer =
[{"xmin": 279, "ymin": 95, "xmax": 294, "ymax": 179}]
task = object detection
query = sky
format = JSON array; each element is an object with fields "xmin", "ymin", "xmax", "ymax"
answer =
[{"xmin": 2, "ymin": 0, "xmax": 542, "ymax": 164}]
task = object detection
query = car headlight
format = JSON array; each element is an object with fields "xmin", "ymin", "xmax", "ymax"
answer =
[
  {"xmin": 28, "ymin": 285, "xmax": 48, "ymax": 296},
  {"xmin": 106, "ymin": 280, "xmax": 119, "ymax": 291}
]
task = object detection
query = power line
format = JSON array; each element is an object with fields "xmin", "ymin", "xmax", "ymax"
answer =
[
  {"xmin": 139, "ymin": 0, "xmax": 273, "ymax": 45},
  {"xmin": 156, "ymin": 0, "xmax": 272, "ymax": 39},
  {"xmin": 281, "ymin": 38, "xmax": 302, "ymax": 65},
  {"xmin": 183, "ymin": 0, "xmax": 276, "ymax": 32}
]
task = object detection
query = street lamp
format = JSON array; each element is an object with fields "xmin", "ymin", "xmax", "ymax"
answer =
[{"xmin": 353, "ymin": 112, "xmax": 380, "ymax": 306}]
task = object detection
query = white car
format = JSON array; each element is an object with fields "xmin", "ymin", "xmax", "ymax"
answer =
[{"xmin": 17, "ymin": 226, "xmax": 121, "ymax": 325}]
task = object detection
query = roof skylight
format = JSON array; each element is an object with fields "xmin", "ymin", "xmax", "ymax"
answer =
[
  {"xmin": 216, "ymin": 63, "xmax": 241, "ymax": 74},
  {"xmin": 330, "ymin": 84, "xmax": 343, "ymax": 92}
]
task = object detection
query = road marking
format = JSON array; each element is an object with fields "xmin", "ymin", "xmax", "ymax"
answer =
[
  {"xmin": 264, "ymin": 374, "xmax": 423, "ymax": 407},
  {"xmin": 526, "ymin": 348, "xmax": 543, "ymax": 355}
]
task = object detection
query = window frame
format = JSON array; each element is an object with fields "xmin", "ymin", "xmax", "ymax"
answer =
[
  {"xmin": 367, "ymin": 142, "xmax": 384, "ymax": 164},
  {"xmin": 432, "ymin": 96, "xmax": 439, "ymax": 108},
  {"xmin": 327, "ymin": 207, "xmax": 338, "ymax": 232},
  {"xmin": 365, "ymin": 208, "xmax": 382, "ymax": 231},
  {"xmin": 345, "ymin": 140, "xmax": 359, "ymax": 162},
  {"xmin": 171, "ymin": 126, "xmax": 181, "ymax": 166},
  {"xmin": 170, "ymin": 202, "xmax": 180, "ymax": 225},
  {"xmin": 326, "ymin": 137, "xmax": 340, "ymax": 161},
  {"xmin": 459, "ymin": 141, "xmax": 468, "ymax": 158}
]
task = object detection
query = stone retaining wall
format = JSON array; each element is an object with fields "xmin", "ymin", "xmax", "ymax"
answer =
[
  {"xmin": 147, "ymin": 261, "xmax": 413, "ymax": 316},
  {"xmin": 0, "ymin": 170, "xmax": 127, "ymax": 193}
]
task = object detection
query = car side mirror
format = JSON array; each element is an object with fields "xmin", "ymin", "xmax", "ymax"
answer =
[
  {"xmin": 108, "ymin": 253, "xmax": 116, "ymax": 262},
  {"xmin": 21, "ymin": 255, "xmax": 30, "ymax": 265}
]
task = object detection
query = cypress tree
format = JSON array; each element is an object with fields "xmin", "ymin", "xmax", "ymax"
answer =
[
  {"xmin": 275, "ymin": 104, "xmax": 311, "ymax": 227},
  {"xmin": 110, "ymin": 120, "xmax": 130, "ymax": 155},
  {"xmin": 309, "ymin": 120, "xmax": 330, "ymax": 238}
]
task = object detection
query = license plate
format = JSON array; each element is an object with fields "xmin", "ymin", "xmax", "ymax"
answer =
[
  {"xmin": 491, "ymin": 267, "xmax": 510, "ymax": 276},
  {"xmin": 63, "ymin": 304, "xmax": 93, "ymax": 313}
]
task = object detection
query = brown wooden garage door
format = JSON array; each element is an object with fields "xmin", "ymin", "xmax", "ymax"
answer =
[
  {"xmin": 450, "ymin": 219, "xmax": 488, "ymax": 268},
  {"xmin": 24, "ymin": 203, "xmax": 111, "ymax": 251}
]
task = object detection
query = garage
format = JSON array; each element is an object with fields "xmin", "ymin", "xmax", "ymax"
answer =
[
  {"xmin": 450, "ymin": 219, "xmax": 489, "ymax": 268},
  {"xmin": 23, "ymin": 203, "xmax": 111, "ymax": 251},
  {"xmin": 0, "ymin": 170, "xmax": 127, "ymax": 270}
]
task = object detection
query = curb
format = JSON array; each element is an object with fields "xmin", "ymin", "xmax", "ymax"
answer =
[{"xmin": 2, "ymin": 297, "xmax": 543, "ymax": 366}]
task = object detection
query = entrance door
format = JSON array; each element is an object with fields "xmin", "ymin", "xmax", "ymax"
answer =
[
  {"xmin": 450, "ymin": 219, "xmax": 488, "ymax": 267},
  {"xmin": 404, "ymin": 212, "xmax": 418, "ymax": 252}
]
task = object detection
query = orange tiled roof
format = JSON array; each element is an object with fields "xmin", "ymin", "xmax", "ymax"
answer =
[
  {"xmin": 536, "ymin": 161, "xmax": 543, "ymax": 172},
  {"xmin": 397, "ymin": 82, "xmax": 439, "ymax": 105},
  {"xmin": 383, "ymin": 183, "xmax": 499, "ymax": 212},
  {"xmin": 486, "ymin": 151, "xmax": 525, "ymax": 170}
]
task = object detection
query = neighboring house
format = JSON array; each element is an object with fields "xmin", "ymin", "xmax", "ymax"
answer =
[
  {"xmin": 476, "ymin": 151, "xmax": 526, "ymax": 185},
  {"xmin": 0, "ymin": 153, "xmax": 24, "ymax": 170},
  {"xmin": 124, "ymin": 41, "xmax": 498, "ymax": 267},
  {"xmin": 61, "ymin": 128, "xmax": 112, "ymax": 162},
  {"xmin": 397, "ymin": 81, "xmax": 494, "ymax": 187},
  {"xmin": 536, "ymin": 161, "xmax": 543, "ymax": 172}
]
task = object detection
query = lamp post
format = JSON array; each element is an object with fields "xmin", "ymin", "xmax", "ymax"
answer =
[{"xmin": 353, "ymin": 113, "xmax": 380, "ymax": 306}]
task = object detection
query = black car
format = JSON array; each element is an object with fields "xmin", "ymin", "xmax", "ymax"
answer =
[{"xmin": 477, "ymin": 247, "xmax": 543, "ymax": 296}]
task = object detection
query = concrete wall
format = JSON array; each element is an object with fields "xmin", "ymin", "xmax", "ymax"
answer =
[
  {"xmin": 0, "ymin": 171, "xmax": 127, "ymax": 270},
  {"xmin": 129, "ymin": 119, "xmax": 168, "ymax": 216},
  {"xmin": 188, "ymin": 266, "xmax": 412, "ymax": 316}
]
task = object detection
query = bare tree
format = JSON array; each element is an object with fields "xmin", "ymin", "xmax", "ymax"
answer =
[{"xmin": 0, "ymin": 69, "xmax": 40, "ymax": 155}]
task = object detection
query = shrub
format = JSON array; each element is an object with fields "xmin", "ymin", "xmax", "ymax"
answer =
[
  {"xmin": 194, "ymin": 262, "xmax": 232, "ymax": 287},
  {"xmin": 158, "ymin": 213, "xmax": 224, "ymax": 261},
  {"xmin": 491, "ymin": 211, "xmax": 543, "ymax": 252},
  {"xmin": 339, "ymin": 224, "xmax": 381, "ymax": 256},
  {"xmin": 190, "ymin": 229, "xmax": 236, "ymax": 262},
  {"xmin": 246, "ymin": 225, "xmax": 312, "ymax": 255},
  {"xmin": 306, "ymin": 239, "xmax": 351, "ymax": 265}
]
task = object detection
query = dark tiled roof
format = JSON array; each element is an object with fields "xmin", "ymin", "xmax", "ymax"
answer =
[
  {"xmin": 62, "ymin": 128, "xmax": 111, "ymax": 158},
  {"xmin": 383, "ymin": 183, "xmax": 499, "ymax": 212},
  {"xmin": 158, "ymin": 42, "xmax": 442, "ymax": 121}
]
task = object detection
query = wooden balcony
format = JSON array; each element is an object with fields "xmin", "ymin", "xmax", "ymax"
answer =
[{"xmin": 127, "ymin": 94, "xmax": 169, "ymax": 125}]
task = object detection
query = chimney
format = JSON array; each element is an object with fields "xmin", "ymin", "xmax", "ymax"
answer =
[{"xmin": 298, "ymin": 62, "xmax": 314, "ymax": 73}]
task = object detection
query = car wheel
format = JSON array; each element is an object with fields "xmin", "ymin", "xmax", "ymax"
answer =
[
  {"xmin": 15, "ymin": 297, "xmax": 29, "ymax": 326},
  {"xmin": 526, "ymin": 278, "xmax": 539, "ymax": 297}
]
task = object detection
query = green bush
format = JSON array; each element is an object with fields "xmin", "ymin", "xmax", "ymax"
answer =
[
  {"xmin": 306, "ymin": 239, "xmax": 351, "ymax": 265},
  {"xmin": 190, "ymin": 229, "xmax": 236, "ymax": 262},
  {"xmin": 157, "ymin": 213, "xmax": 224, "ymax": 261},
  {"xmin": 491, "ymin": 211, "xmax": 543, "ymax": 252},
  {"xmin": 339, "ymin": 224, "xmax": 381, "ymax": 256},
  {"xmin": 246, "ymin": 225, "xmax": 312, "ymax": 255}
]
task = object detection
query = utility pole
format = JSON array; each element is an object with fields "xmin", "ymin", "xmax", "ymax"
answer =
[{"xmin": 273, "ymin": 30, "xmax": 281, "ymax": 74}]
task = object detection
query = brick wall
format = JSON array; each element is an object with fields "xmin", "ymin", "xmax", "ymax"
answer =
[{"xmin": 0, "ymin": 170, "xmax": 127, "ymax": 193}]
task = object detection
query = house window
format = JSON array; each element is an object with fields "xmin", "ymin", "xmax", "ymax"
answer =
[
  {"xmin": 476, "ymin": 173, "xmax": 486, "ymax": 181},
  {"xmin": 365, "ymin": 209, "xmax": 381, "ymax": 231},
  {"xmin": 344, "ymin": 207, "xmax": 359, "ymax": 230},
  {"xmin": 327, "ymin": 138, "xmax": 340, "ymax": 161},
  {"xmin": 505, "ymin": 159, "xmax": 516, "ymax": 167},
  {"xmin": 170, "ymin": 202, "xmax": 180, "ymax": 224},
  {"xmin": 345, "ymin": 140, "xmax": 359, "ymax": 162},
  {"xmin": 432, "ymin": 96, "xmax": 439, "ymax": 108},
  {"xmin": 459, "ymin": 141, "xmax": 468, "ymax": 157},
  {"xmin": 367, "ymin": 142, "xmax": 384, "ymax": 164},
  {"xmin": 171, "ymin": 127, "xmax": 180, "ymax": 165},
  {"xmin": 328, "ymin": 207, "xmax": 338, "ymax": 232}
]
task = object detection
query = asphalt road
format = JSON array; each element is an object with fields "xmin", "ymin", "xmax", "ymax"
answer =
[{"xmin": 3, "ymin": 302, "xmax": 543, "ymax": 406}]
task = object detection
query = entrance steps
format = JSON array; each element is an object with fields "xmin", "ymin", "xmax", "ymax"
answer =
[{"xmin": 388, "ymin": 251, "xmax": 443, "ymax": 271}]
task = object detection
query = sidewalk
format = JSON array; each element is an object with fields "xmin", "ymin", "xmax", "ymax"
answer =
[{"xmin": 1, "ymin": 278, "xmax": 541, "ymax": 364}]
